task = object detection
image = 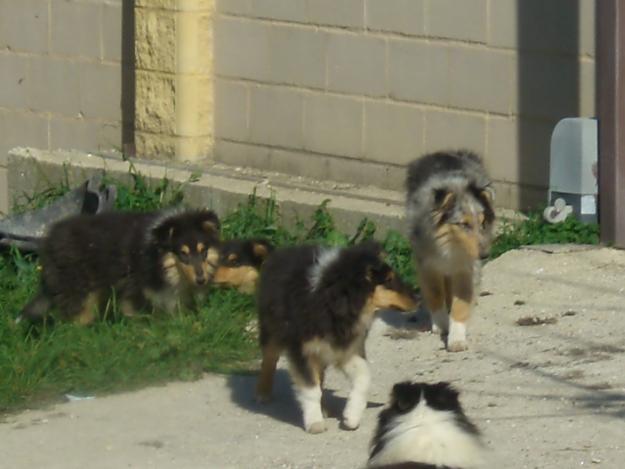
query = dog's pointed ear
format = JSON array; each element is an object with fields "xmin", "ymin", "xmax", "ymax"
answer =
[
  {"xmin": 476, "ymin": 186, "xmax": 495, "ymax": 224},
  {"xmin": 152, "ymin": 219, "xmax": 176, "ymax": 247},
  {"xmin": 391, "ymin": 382, "xmax": 419, "ymax": 412},
  {"xmin": 251, "ymin": 239, "xmax": 273, "ymax": 262},
  {"xmin": 434, "ymin": 189, "xmax": 456, "ymax": 211},
  {"xmin": 365, "ymin": 260, "xmax": 386, "ymax": 284},
  {"xmin": 197, "ymin": 210, "xmax": 220, "ymax": 235}
]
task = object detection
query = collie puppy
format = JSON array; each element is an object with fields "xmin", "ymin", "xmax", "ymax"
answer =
[
  {"xmin": 19, "ymin": 209, "xmax": 220, "ymax": 324},
  {"xmin": 255, "ymin": 242, "xmax": 417, "ymax": 434},
  {"xmin": 406, "ymin": 151, "xmax": 495, "ymax": 352},
  {"xmin": 213, "ymin": 239, "xmax": 273, "ymax": 294},
  {"xmin": 368, "ymin": 381, "xmax": 485, "ymax": 468}
]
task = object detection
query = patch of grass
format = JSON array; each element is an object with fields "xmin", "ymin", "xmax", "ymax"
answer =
[
  {"xmin": 490, "ymin": 212, "xmax": 600, "ymax": 259},
  {"xmin": 0, "ymin": 161, "xmax": 600, "ymax": 414}
]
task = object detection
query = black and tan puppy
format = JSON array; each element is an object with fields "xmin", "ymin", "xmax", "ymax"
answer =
[
  {"xmin": 19, "ymin": 209, "xmax": 220, "ymax": 324},
  {"xmin": 255, "ymin": 242, "xmax": 417, "ymax": 434},
  {"xmin": 368, "ymin": 381, "xmax": 485, "ymax": 468},
  {"xmin": 213, "ymin": 239, "xmax": 273, "ymax": 294}
]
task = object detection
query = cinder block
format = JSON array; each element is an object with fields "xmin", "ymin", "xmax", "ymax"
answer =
[
  {"xmin": 364, "ymin": 101, "xmax": 425, "ymax": 164},
  {"xmin": 78, "ymin": 62, "xmax": 122, "ymax": 121},
  {"xmin": 0, "ymin": 0, "xmax": 48, "ymax": 53},
  {"xmin": 366, "ymin": 0, "xmax": 425, "ymax": 36},
  {"xmin": 426, "ymin": 0, "xmax": 486, "ymax": 43},
  {"xmin": 216, "ymin": 0, "xmax": 252, "ymax": 15},
  {"xmin": 487, "ymin": 0, "xmax": 516, "ymax": 49},
  {"xmin": 135, "ymin": 7, "xmax": 176, "ymax": 72},
  {"xmin": 102, "ymin": 3, "xmax": 123, "ymax": 62},
  {"xmin": 175, "ymin": 74, "xmax": 214, "ymax": 137},
  {"xmin": 364, "ymin": 101, "xmax": 424, "ymax": 165},
  {"xmin": 266, "ymin": 23, "xmax": 326, "ymax": 88},
  {"xmin": 511, "ymin": 53, "xmax": 579, "ymax": 119},
  {"xmin": 307, "ymin": 0, "xmax": 364, "ymax": 29},
  {"xmin": 487, "ymin": 116, "xmax": 552, "ymax": 187},
  {"xmin": 214, "ymin": 139, "xmax": 271, "ymax": 169},
  {"xmin": 268, "ymin": 148, "xmax": 327, "ymax": 180},
  {"xmin": 215, "ymin": 18, "xmax": 326, "ymax": 88},
  {"xmin": 0, "ymin": 109, "xmax": 49, "ymax": 166},
  {"xmin": 27, "ymin": 57, "xmax": 82, "ymax": 116},
  {"xmin": 135, "ymin": 131, "xmax": 176, "ymax": 160},
  {"xmin": 389, "ymin": 39, "xmax": 449, "ymax": 106},
  {"xmin": 249, "ymin": 85, "xmax": 304, "ymax": 148},
  {"xmin": 51, "ymin": 0, "xmax": 102, "ymax": 58},
  {"xmin": 252, "ymin": 0, "xmax": 308, "ymax": 23},
  {"xmin": 304, "ymin": 93, "xmax": 362, "ymax": 157},
  {"xmin": 489, "ymin": 0, "xmax": 580, "ymax": 54},
  {"xmin": 136, "ymin": 0, "xmax": 176, "ymax": 9},
  {"xmin": 425, "ymin": 110, "xmax": 486, "ymax": 155},
  {"xmin": 0, "ymin": 54, "xmax": 29, "ymax": 109},
  {"xmin": 215, "ymin": 17, "xmax": 271, "ymax": 81},
  {"xmin": 326, "ymin": 33, "xmax": 386, "ymax": 97},
  {"xmin": 177, "ymin": 10, "xmax": 215, "ymax": 75},
  {"xmin": 135, "ymin": 70, "xmax": 176, "ymax": 134},
  {"xmin": 448, "ymin": 46, "xmax": 512, "ymax": 114},
  {"xmin": 215, "ymin": 79, "xmax": 250, "ymax": 141},
  {"xmin": 0, "ymin": 167, "xmax": 8, "ymax": 215},
  {"xmin": 50, "ymin": 117, "xmax": 121, "ymax": 153}
]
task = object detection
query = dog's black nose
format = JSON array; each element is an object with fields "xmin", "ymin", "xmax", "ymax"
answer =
[{"xmin": 196, "ymin": 276, "xmax": 206, "ymax": 285}]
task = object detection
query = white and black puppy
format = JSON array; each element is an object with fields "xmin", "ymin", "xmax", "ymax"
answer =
[
  {"xmin": 255, "ymin": 242, "xmax": 417, "ymax": 434},
  {"xmin": 368, "ymin": 381, "xmax": 485, "ymax": 468}
]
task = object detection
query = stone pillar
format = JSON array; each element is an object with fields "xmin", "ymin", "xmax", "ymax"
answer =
[{"xmin": 134, "ymin": 0, "xmax": 215, "ymax": 161}]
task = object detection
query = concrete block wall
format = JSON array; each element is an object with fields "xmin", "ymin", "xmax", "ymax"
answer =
[
  {"xmin": 214, "ymin": 0, "xmax": 596, "ymax": 210},
  {"xmin": 0, "ymin": 0, "xmax": 125, "ymax": 214}
]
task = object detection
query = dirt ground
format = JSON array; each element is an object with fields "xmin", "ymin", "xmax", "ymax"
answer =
[{"xmin": 1, "ymin": 246, "xmax": 624, "ymax": 468}]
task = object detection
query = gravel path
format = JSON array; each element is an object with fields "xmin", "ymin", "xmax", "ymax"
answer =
[{"xmin": 1, "ymin": 247, "xmax": 624, "ymax": 468}]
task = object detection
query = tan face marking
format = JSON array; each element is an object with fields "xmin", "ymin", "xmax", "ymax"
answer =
[
  {"xmin": 252, "ymin": 243, "xmax": 269, "ymax": 259},
  {"xmin": 180, "ymin": 245, "xmax": 190, "ymax": 255},
  {"xmin": 214, "ymin": 266, "xmax": 259, "ymax": 294},
  {"xmin": 227, "ymin": 253, "xmax": 238, "ymax": 263},
  {"xmin": 197, "ymin": 242, "xmax": 205, "ymax": 253},
  {"xmin": 371, "ymin": 285, "xmax": 417, "ymax": 311}
]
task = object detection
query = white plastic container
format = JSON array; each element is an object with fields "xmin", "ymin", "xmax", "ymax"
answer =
[{"xmin": 547, "ymin": 117, "xmax": 598, "ymax": 223}]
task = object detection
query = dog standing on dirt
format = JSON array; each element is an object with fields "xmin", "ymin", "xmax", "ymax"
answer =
[
  {"xmin": 368, "ymin": 381, "xmax": 485, "ymax": 468},
  {"xmin": 213, "ymin": 239, "xmax": 273, "ymax": 294},
  {"xmin": 255, "ymin": 242, "xmax": 417, "ymax": 433},
  {"xmin": 406, "ymin": 150, "xmax": 495, "ymax": 352},
  {"xmin": 19, "ymin": 209, "xmax": 220, "ymax": 324}
]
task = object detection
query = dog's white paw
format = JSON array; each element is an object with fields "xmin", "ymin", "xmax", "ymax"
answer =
[
  {"xmin": 447, "ymin": 340, "xmax": 468, "ymax": 352},
  {"xmin": 447, "ymin": 319, "xmax": 467, "ymax": 352},
  {"xmin": 341, "ymin": 416, "xmax": 361, "ymax": 430},
  {"xmin": 306, "ymin": 420, "xmax": 327, "ymax": 434}
]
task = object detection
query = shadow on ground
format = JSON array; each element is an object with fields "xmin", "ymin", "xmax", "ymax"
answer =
[{"xmin": 227, "ymin": 369, "xmax": 385, "ymax": 430}]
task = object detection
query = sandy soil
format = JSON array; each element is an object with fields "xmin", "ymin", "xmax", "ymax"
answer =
[{"xmin": 1, "ymin": 246, "xmax": 624, "ymax": 469}]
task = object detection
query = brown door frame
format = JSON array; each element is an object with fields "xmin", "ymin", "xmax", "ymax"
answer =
[{"xmin": 597, "ymin": 0, "xmax": 625, "ymax": 248}]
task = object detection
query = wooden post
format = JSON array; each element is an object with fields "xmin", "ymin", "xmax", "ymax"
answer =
[{"xmin": 597, "ymin": 0, "xmax": 625, "ymax": 247}]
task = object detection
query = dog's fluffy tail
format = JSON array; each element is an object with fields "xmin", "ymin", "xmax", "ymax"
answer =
[{"xmin": 17, "ymin": 290, "xmax": 52, "ymax": 324}]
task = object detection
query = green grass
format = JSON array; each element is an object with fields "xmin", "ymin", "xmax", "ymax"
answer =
[
  {"xmin": 490, "ymin": 211, "xmax": 599, "ymax": 259},
  {"xmin": 0, "ymin": 162, "xmax": 599, "ymax": 414}
]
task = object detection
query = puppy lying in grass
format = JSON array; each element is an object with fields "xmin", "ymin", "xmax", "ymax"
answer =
[
  {"xmin": 213, "ymin": 239, "xmax": 273, "ymax": 294},
  {"xmin": 255, "ymin": 242, "xmax": 417, "ymax": 433},
  {"xmin": 368, "ymin": 381, "xmax": 485, "ymax": 468},
  {"xmin": 19, "ymin": 209, "xmax": 220, "ymax": 325}
]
